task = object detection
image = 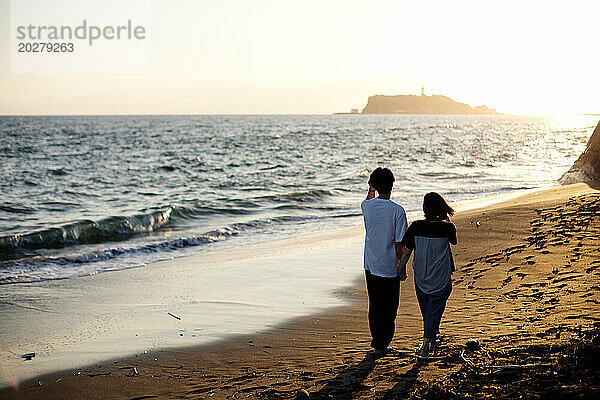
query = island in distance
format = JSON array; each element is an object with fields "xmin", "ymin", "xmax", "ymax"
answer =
[{"xmin": 337, "ymin": 90, "xmax": 498, "ymax": 115}]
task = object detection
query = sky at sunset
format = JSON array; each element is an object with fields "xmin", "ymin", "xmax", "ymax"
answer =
[{"xmin": 0, "ymin": 0, "xmax": 598, "ymax": 115}]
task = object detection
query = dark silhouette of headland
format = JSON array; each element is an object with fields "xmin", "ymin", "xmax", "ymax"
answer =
[{"xmin": 336, "ymin": 89, "xmax": 498, "ymax": 115}]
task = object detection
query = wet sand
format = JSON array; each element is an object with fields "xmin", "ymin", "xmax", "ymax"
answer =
[{"xmin": 3, "ymin": 182, "xmax": 600, "ymax": 399}]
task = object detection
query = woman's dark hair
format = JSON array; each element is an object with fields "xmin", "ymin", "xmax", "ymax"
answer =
[
  {"xmin": 368, "ymin": 167, "xmax": 395, "ymax": 194},
  {"xmin": 423, "ymin": 192, "xmax": 454, "ymax": 221}
]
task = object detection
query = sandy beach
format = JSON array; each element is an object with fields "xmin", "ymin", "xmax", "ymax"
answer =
[{"xmin": 2, "ymin": 182, "xmax": 600, "ymax": 399}]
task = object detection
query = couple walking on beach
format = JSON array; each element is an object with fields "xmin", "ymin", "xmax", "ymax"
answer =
[{"xmin": 361, "ymin": 167, "xmax": 456, "ymax": 358}]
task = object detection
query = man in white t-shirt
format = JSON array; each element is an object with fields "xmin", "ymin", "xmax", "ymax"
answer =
[{"xmin": 360, "ymin": 167, "xmax": 408, "ymax": 356}]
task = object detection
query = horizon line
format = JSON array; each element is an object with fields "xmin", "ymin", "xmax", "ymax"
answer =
[{"xmin": 0, "ymin": 112, "xmax": 585, "ymax": 118}]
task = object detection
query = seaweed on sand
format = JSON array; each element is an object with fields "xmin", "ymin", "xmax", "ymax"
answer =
[{"xmin": 410, "ymin": 326, "xmax": 600, "ymax": 400}]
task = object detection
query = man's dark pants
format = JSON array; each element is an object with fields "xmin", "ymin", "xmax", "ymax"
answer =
[{"xmin": 365, "ymin": 270, "xmax": 400, "ymax": 350}]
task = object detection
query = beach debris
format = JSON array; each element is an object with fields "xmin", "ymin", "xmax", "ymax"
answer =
[
  {"xmin": 460, "ymin": 349, "xmax": 479, "ymax": 368},
  {"xmin": 465, "ymin": 339, "xmax": 480, "ymax": 351},
  {"xmin": 461, "ymin": 346, "xmax": 554, "ymax": 372},
  {"xmin": 476, "ymin": 221, "xmax": 481, "ymax": 227},
  {"xmin": 119, "ymin": 365, "xmax": 139, "ymax": 376},
  {"xmin": 167, "ymin": 312, "xmax": 181, "ymax": 320},
  {"xmin": 21, "ymin": 352, "xmax": 35, "ymax": 360},
  {"xmin": 296, "ymin": 388, "xmax": 310, "ymax": 399}
]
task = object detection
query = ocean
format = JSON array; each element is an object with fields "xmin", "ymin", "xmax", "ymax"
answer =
[{"xmin": 0, "ymin": 114, "xmax": 596, "ymax": 285}]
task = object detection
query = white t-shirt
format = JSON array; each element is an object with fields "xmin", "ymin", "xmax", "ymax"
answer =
[{"xmin": 361, "ymin": 198, "xmax": 408, "ymax": 278}]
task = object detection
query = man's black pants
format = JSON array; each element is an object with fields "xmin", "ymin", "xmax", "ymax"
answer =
[{"xmin": 365, "ymin": 270, "xmax": 400, "ymax": 350}]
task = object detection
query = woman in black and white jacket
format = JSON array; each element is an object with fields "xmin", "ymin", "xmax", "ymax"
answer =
[{"xmin": 398, "ymin": 192, "xmax": 457, "ymax": 358}]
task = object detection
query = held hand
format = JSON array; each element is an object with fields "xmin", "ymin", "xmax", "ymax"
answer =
[
  {"xmin": 397, "ymin": 249, "xmax": 412, "ymax": 281},
  {"xmin": 397, "ymin": 264, "xmax": 407, "ymax": 281}
]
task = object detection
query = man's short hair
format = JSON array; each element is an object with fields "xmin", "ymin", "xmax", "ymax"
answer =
[{"xmin": 368, "ymin": 167, "xmax": 395, "ymax": 194}]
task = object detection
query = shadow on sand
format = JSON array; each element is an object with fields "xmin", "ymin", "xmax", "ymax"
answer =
[
  {"xmin": 310, "ymin": 354, "xmax": 376, "ymax": 399},
  {"xmin": 380, "ymin": 363, "xmax": 420, "ymax": 400},
  {"xmin": 311, "ymin": 352, "xmax": 420, "ymax": 399}
]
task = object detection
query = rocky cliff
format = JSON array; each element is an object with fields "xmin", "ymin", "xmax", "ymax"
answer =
[
  {"xmin": 560, "ymin": 120, "xmax": 600, "ymax": 184},
  {"xmin": 361, "ymin": 94, "xmax": 498, "ymax": 115}
]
